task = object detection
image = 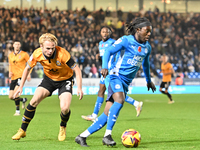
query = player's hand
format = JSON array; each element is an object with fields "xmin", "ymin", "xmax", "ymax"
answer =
[
  {"xmin": 9, "ymin": 72, "xmax": 13, "ymax": 78},
  {"xmin": 77, "ymin": 89, "xmax": 83, "ymax": 100},
  {"xmin": 13, "ymin": 87, "xmax": 23, "ymax": 99},
  {"xmin": 147, "ymin": 82, "xmax": 156, "ymax": 93},
  {"xmin": 101, "ymin": 69, "xmax": 108, "ymax": 78}
]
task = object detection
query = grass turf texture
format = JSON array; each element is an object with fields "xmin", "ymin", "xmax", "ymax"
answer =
[{"xmin": 0, "ymin": 94, "xmax": 200, "ymax": 150}]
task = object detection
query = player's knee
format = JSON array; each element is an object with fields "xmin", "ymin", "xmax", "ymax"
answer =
[
  {"xmin": 61, "ymin": 107, "xmax": 70, "ymax": 114},
  {"xmin": 9, "ymin": 95, "xmax": 14, "ymax": 100},
  {"xmin": 115, "ymin": 99, "xmax": 124, "ymax": 104},
  {"xmin": 98, "ymin": 90, "xmax": 105, "ymax": 97}
]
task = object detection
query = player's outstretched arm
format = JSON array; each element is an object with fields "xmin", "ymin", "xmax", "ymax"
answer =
[
  {"xmin": 73, "ymin": 65, "xmax": 83, "ymax": 100},
  {"xmin": 13, "ymin": 65, "xmax": 32, "ymax": 98}
]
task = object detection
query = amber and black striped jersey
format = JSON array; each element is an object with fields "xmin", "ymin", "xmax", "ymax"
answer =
[
  {"xmin": 28, "ymin": 46, "xmax": 76, "ymax": 81},
  {"xmin": 8, "ymin": 51, "xmax": 30, "ymax": 80}
]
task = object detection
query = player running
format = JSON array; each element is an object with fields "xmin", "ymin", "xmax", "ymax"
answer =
[
  {"xmin": 8, "ymin": 41, "xmax": 29, "ymax": 116},
  {"xmin": 159, "ymin": 54, "xmax": 175, "ymax": 104},
  {"xmin": 81, "ymin": 26, "xmax": 143, "ymax": 122},
  {"xmin": 75, "ymin": 17, "xmax": 156, "ymax": 147},
  {"xmin": 12, "ymin": 33, "xmax": 83, "ymax": 142}
]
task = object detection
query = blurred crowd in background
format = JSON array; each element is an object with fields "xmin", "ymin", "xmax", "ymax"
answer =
[{"xmin": 0, "ymin": 5, "xmax": 200, "ymax": 80}]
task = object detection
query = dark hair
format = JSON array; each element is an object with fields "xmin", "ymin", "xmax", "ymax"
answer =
[
  {"xmin": 126, "ymin": 17, "xmax": 151, "ymax": 35},
  {"xmin": 99, "ymin": 26, "xmax": 112, "ymax": 35}
]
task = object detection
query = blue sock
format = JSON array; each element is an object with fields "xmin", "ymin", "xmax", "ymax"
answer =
[
  {"xmin": 88, "ymin": 112, "xmax": 107, "ymax": 134},
  {"xmin": 93, "ymin": 96, "xmax": 104, "ymax": 115},
  {"xmin": 125, "ymin": 95, "xmax": 135, "ymax": 105},
  {"xmin": 106, "ymin": 102, "xmax": 123, "ymax": 130}
]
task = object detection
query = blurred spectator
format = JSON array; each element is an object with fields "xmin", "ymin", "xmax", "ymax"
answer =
[
  {"xmin": 0, "ymin": 5, "xmax": 199, "ymax": 79},
  {"xmin": 117, "ymin": 8, "xmax": 123, "ymax": 20},
  {"xmin": 83, "ymin": 64, "xmax": 91, "ymax": 78},
  {"xmin": 175, "ymin": 75, "xmax": 183, "ymax": 85},
  {"xmin": 0, "ymin": 48, "xmax": 4, "ymax": 62},
  {"xmin": 89, "ymin": 63, "xmax": 98, "ymax": 78}
]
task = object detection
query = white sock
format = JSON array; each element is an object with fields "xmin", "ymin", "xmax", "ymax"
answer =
[
  {"xmin": 16, "ymin": 110, "xmax": 20, "ymax": 114},
  {"xmin": 92, "ymin": 113, "xmax": 97, "ymax": 118},
  {"xmin": 80, "ymin": 130, "xmax": 91, "ymax": 138},
  {"xmin": 104, "ymin": 129, "xmax": 112, "ymax": 137},
  {"xmin": 133, "ymin": 101, "xmax": 139, "ymax": 108}
]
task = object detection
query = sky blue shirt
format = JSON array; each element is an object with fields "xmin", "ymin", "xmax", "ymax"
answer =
[
  {"xmin": 102, "ymin": 35, "xmax": 152, "ymax": 87},
  {"xmin": 99, "ymin": 38, "xmax": 116, "ymax": 69}
]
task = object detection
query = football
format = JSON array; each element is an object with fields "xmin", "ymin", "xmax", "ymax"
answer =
[{"xmin": 121, "ymin": 129, "xmax": 141, "ymax": 148}]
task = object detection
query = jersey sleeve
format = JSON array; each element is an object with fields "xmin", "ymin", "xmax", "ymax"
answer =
[
  {"xmin": 66, "ymin": 58, "xmax": 77, "ymax": 69},
  {"xmin": 102, "ymin": 36, "xmax": 128, "ymax": 69},
  {"xmin": 24, "ymin": 52, "xmax": 30, "ymax": 62},
  {"xmin": 27, "ymin": 53, "xmax": 37, "ymax": 68},
  {"xmin": 63, "ymin": 50, "xmax": 77, "ymax": 69},
  {"xmin": 142, "ymin": 45, "xmax": 152, "ymax": 83}
]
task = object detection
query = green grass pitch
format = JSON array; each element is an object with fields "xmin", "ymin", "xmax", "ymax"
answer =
[{"xmin": 0, "ymin": 94, "xmax": 200, "ymax": 150}]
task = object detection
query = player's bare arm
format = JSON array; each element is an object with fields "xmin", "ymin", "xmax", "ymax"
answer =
[{"xmin": 73, "ymin": 65, "xmax": 83, "ymax": 100}]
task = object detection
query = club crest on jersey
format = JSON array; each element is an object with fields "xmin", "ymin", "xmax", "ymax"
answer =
[
  {"xmin": 115, "ymin": 84, "xmax": 121, "ymax": 89},
  {"xmin": 138, "ymin": 46, "xmax": 141, "ymax": 52},
  {"xmin": 56, "ymin": 60, "xmax": 61, "ymax": 66}
]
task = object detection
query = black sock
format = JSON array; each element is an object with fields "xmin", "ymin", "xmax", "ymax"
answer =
[
  {"xmin": 21, "ymin": 103, "xmax": 36, "ymax": 131},
  {"xmin": 161, "ymin": 91, "xmax": 166, "ymax": 95},
  {"xmin": 18, "ymin": 97, "xmax": 23, "ymax": 102},
  {"xmin": 166, "ymin": 92, "xmax": 172, "ymax": 101},
  {"xmin": 14, "ymin": 97, "xmax": 20, "ymax": 111},
  {"xmin": 60, "ymin": 110, "xmax": 71, "ymax": 127}
]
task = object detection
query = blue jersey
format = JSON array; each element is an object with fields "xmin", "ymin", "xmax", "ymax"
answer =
[
  {"xmin": 102, "ymin": 35, "xmax": 152, "ymax": 88},
  {"xmin": 99, "ymin": 38, "xmax": 116, "ymax": 84},
  {"xmin": 99, "ymin": 38, "xmax": 115, "ymax": 69}
]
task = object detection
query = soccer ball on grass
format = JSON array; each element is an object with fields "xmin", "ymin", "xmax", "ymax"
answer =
[{"xmin": 121, "ymin": 129, "xmax": 141, "ymax": 148}]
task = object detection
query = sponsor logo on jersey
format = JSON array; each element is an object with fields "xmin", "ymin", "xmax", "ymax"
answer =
[
  {"xmin": 105, "ymin": 44, "xmax": 108, "ymax": 47},
  {"xmin": 127, "ymin": 55, "xmax": 144, "ymax": 66}
]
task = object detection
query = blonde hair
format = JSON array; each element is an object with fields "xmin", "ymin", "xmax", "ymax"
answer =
[{"xmin": 39, "ymin": 33, "xmax": 58, "ymax": 46}]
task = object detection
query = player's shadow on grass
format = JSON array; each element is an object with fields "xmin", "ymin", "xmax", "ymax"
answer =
[
  {"xmin": 142, "ymin": 139, "xmax": 200, "ymax": 145},
  {"xmin": 122, "ymin": 118, "xmax": 158, "ymax": 122}
]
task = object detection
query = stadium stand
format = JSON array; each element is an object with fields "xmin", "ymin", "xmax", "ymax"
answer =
[{"xmin": 0, "ymin": 5, "xmax": 200, "ymax": 80}]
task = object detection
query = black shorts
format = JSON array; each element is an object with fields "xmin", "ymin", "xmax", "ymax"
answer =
[
  {"xmin": 160, "ymin": 81, "xmax": 171, "ymax": 89},
  {"xmin": 38, "ymin": 75, "xmax": 74, "ymax": 96},
  {"xmin": 10, "ymin": 78, "xmax": 21, "ymax": 90}
]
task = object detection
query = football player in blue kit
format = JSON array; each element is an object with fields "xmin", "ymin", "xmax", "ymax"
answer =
[
  {"xmin": 81, "ymin": 26, "xmax": 143, "ymax": 122},
  {"xmin": 75, "ymin": 17, "xmax": 156, "ymax": 147}
]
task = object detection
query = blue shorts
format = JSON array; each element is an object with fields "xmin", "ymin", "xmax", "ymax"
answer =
[
  {"xmin": 100, "ymin": 75, "xmax": 105, "ymax": 84},
  {"xmin": 105, "ymin": 75, "xmax": 128, "ymax": 102}
]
